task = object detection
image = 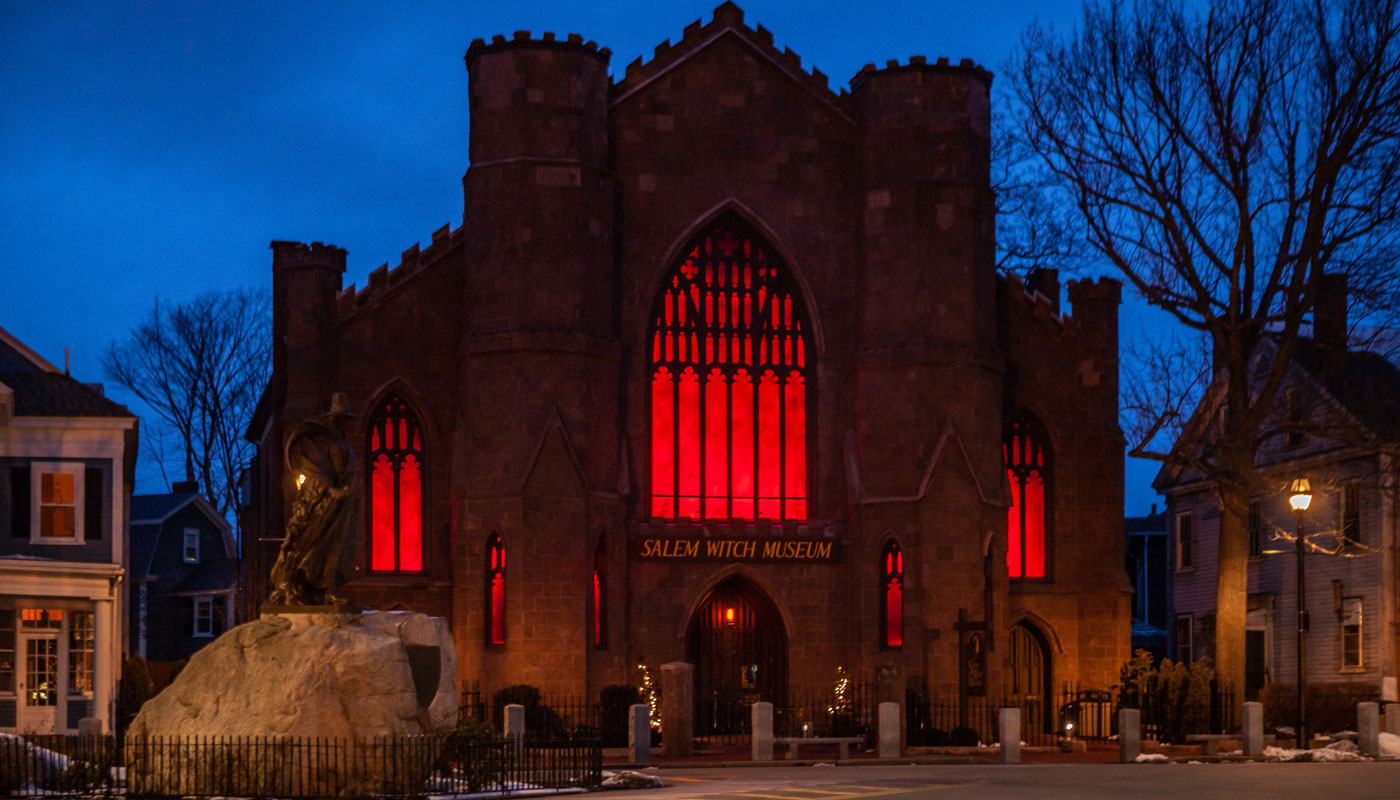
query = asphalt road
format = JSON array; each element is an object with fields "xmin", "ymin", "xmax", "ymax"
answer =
[{"xmin": 613, "ymin": 763, "xmax": 1399, "ymax": 799}]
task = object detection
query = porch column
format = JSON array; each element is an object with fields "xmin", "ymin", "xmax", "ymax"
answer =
[{"xmin": 93, "ymin": 598, "xmax": 116, "ymax": 733}]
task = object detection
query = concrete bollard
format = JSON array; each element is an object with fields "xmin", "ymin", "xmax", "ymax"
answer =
[
  {"xmin": 878, "ymin": 702, "xmax": 900, "ymax": 759},
  {"xmin": 504, "ymin": 703, "xmax": 526, "ymax": 758},
  {"xmin": 752, "ymin": 701, "xmax": 774, "ymax": 762},
  {"xmin": 629, "ymin": 703, "xmax": 651, "ymax": 764},
  {"xmin": 1358, "ymin": 702, "xmax": 1380, "ymax": 757},
  {"xmin": 661, "ymin": 662, "xmax": 695, "ymax": 757},
  {"xmin": 1242, "ymin": 702, "xmax": 1264, "ymax": 756},
  {"xmin": 999, "ymin": 707, "xmax": 1021, "ymax": 764},
  {"xmin": 1386, "ymin": 704, "xmax": 1400, "ymax": 736},
  {"xmin": 1117, "ymin": 708, "xmax": 1140, "ymax": 763}
]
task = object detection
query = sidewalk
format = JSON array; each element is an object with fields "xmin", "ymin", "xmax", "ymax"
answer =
[{"xmin": 604, "ymin": 741, "xmax": 1143, "ymax": 768}]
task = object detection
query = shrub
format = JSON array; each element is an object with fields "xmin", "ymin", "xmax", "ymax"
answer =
[
  {"xmin": 949, "ymin": 726, "xmax": 980, "ymax": 747},
  {"xmin": 117, "ymin": 656, "xmax": 157, "ymax": 734},
  {"xmin": 491, "ymin": 684, "xmax": 568, "ymax": 738},
  {"xmin": 600, "ymin": 684, "xmax": 641, "ymax": 746},
  {"xmin": 1260, "ymin": 682, "xmax": 1379, "ymax": 736}
]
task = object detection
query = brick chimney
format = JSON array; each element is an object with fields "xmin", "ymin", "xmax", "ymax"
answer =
[{"xmin": 1314, "ymin": 273, "xmax": 1348, "ymax": 376}]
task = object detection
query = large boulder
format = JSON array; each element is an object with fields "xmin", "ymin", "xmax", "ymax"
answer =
[{"xmin": 126, "ymin": 611, "xmax": 458, "ymax": 796}]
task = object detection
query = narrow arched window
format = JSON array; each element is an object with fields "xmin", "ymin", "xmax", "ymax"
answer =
[
  {"xmin": 1005, "ymin": 413, "xmax": 1051, "ymax": 579},
  {"xmin": 486, "ymin": 535, "xmax": 505, "ymax": 645},
  {"xmin": 367, "ymin": 395, "xmax": 423, "ymax": 572},
  {"xmin": 592, "ymin": 539, "xmax": 607, "ymax": 649},
  {"xmin": 881, "ymin": 540, "xmax": 903, "ymax": 648},
  {"xmin": 650, "ymin": 216, "xmax": 812, "ymax": 520}
]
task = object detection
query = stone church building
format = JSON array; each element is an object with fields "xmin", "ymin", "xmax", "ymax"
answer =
[{"xmin": 242, "ymin": 2, "xmax": 1130, "ymax": 725}]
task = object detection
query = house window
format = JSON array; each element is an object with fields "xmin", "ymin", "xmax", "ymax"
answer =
[
  {"xmin": 183, "ymin": 528, "xmax": 200, "ymax": 563},
  {"xmin": 1005, "ymin": 413, "xmax": 1051, "ymax": 578},
  {"xmin": 1176, "ymin": 514, "xmax": 1194, "ymax": 570},
  {"xmin": 68, "ymin": 611, "xmax": 94, "ymax": 696},
  {"xmin": 367, "ymin": 395, "xmax": 424, "ymax": 572},
  {"xmin": 881, "ymin": 540, "xmax": 903, "ymax": 648},
  {"xmin": 193, "ymin": 597, "xmax": 213, "ymax": 637},
  {"xmin": 1341, "ymin": 484, "xmax": 1361, "ymax": 547},
  {"xmin": 486, "ymin": 535, "xmax": 505, "ymax": 646},
  {"xmin": 1248, "ymin": 501, "xmax": 1262, "ymax": 557},
  {"xmin": 1341, "ymin": 598, "xmax": 1362, "ymax": 669},
  {"xmin": 1285, "ymin": 386, "xmax": 1306, "ymax": 448},
  {"xmin": 592, "ymin": 541, "xmax": 607, "ymax": 649},
  {"xmin": 649, "ymin": 216, "xmax": 812, "ymax": 521},
  {"xmin": 31, "ymin": 462, "xmax": 84, "ymax": 543},
  {"xmin": 1175, "ymin": 615, "xmax": 1194, "ymax": 663},
  {"xmin": 0, "ymin": 610, "xmax": 14, "ymax": 695}
]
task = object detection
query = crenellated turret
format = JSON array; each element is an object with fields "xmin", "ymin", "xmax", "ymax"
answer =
[{"xmin": 271, "ymin": 240, "xmax": 346, "ymax": 419}]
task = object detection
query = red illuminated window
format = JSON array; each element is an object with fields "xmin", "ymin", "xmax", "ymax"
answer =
[
  {"xmin": 367, "ymin": 395, "xmax": 424, "ymax": 572},
  {"xmin": 592, "ymin": 540, "xmax": 606, "ymax": 649},
  {"xmin": 1005, "ymin": 413, "xmax": 1050, "ymax": 579},
  {"xmin": 486, "ymin": 535, "xmax": 505, "ymax": 645},
  {"xmin": 650, "ymin": 217, "xmax": 811, "ymax": 520},
  {"xmin": 881, "ymin": 540, "xmax": 903, "ymax": 648}
]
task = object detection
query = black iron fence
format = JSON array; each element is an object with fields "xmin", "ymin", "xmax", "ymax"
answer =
[
  {"xmin": 0, "ymin": 734, "xmax": 600, "ymax": 799},
  {"xmin": 1119, "ymin": 676, "xmax": 1237, "ymax": 743},
  {"xmin": 906, "ymin": 685, "xmax": 1123, "ymax": 748}
]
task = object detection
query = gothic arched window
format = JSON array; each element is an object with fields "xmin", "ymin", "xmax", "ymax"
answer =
[
  {"xmin": 881, "ymin": 540, "xmax": 903, "ymax": 648},
  {"xmin": 486, "ymin": 535, "xmax": 505, "ymax": 645},
  {"xmin": 367, "ymin": 395, "xmax": 424, "ymax": 572},
  {"xmin": 650, "ymin": 217, "xmax": 812, "ymax": 520},
  {"xmin": 1005, "ymin": 413, "xmax": 1051, "ymax": 579},
  {"xmin": 592, "ymin": 539, "xmax": 606, "ymax": 649}
]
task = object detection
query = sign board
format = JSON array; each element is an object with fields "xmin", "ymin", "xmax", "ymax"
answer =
[{"xmin": 631, "ymin": 535, "xmax": 840, "ymax": 564}]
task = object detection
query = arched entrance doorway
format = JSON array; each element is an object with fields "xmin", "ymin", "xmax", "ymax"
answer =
[
  {"xmin": 686, "ymin": 576, "xmax": 788, "ymax": 735},
  {"xmin": 1007, "ymin": 621, "xmax": 1052, "ymax": 736}
]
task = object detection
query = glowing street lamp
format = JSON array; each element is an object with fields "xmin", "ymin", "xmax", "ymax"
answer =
[{"xmin": 1289, "ymin": 478, "xmax": 1312, "ymax": 748}]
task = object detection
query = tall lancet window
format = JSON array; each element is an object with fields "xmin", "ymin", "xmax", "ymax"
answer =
[
  {"xmin": 486, "ymin": 535, "xmax": 505, "ymax": 645},
  {"xmin": 1005, "ymin": 413, "xmax": 1051, "ymax": 579},
  {"xmin": 592, "ymin": 540, "xmax": 607, "ymax": 648},
  {"xmin": 367, "ymin": 395, "xmax": 424, "ymax": 572},
  {"xmin": 881, "ymin": 540, "xmax": 903, "ymax": 648},
  {"xmin": 649, "ymin": 217, "xmax": 812, "ymax": 520}
]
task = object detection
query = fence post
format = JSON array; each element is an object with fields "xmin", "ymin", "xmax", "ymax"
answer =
[
  {"xmin": 629, "ymin": 704, "xmax": 651, "ymax": 764},
  {"xmin": 998, "ymin": 707, "xmax": 1020, "ymax": 764},
  {"xmin": 1117, "ymin": 708, "xmax": 1140, "ymax": 763},
  {"xmin": 878, "ymin": 702, "xmax": 900, "ymax": 759},
  {"xmin": 661, "ymin": 662, "xmax": 694, "ymax": 758},
  {"xmin": 504, "ymin": 703, "xmax": 526, "ymax": 758},
  {"xmin": 751, "ymin": 702, "xmax": 774, "ymax": 762},
  {"xmin": 1241, "ymin": 702, "xmax": 1263, "ymax": 756},
  {"xmin": 1358, "ymin": 702, "xmax": 1380, "ymax": 757}
]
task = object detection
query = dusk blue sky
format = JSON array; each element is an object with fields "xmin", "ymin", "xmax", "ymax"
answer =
[{"xmin": 0, "ymin": 0, "xmax": 1167, "ymax": 514}]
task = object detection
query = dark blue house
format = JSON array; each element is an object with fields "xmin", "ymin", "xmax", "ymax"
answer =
[
  {"xmin": 1125, "ymin": 505, "xmax": 1170, "ymax": 661},
  {"xmin": 128, "ymin": 483, "xmax": 236, "ymax": 664}
]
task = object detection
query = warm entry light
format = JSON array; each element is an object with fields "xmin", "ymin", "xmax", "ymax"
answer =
[
  {"xmin": 296, "ymin": 473, "xmax": 307, "ymax": 490},
  {"xmin": 1289, "ymin": 478, "xmax": 1312, "ymax": 512},
  {"xmin": 725, "ymin": 607, "xmax": 736, "ymax": 625}
]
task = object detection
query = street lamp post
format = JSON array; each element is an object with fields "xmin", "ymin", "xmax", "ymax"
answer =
[{"xmin": 1288, "ymin": 478, "xmax": 1312, "ymax": 750}]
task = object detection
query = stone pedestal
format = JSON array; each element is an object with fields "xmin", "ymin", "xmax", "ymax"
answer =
[
  {"xmin": 1242, "ymin": 702, "xmax": 1264, "ymax": 756},
  {"xmin": 661, "ymin": 662, "xmax": 694, "ymax": 758},
  {"xmin": 1117, "ymin": 708, "xmax": 1140, "ymax": 762},
  {"xmin": 629, "ymin": 704, "xmax": 651, "ymax": 764},
  {"xmin": 752, "ymin": 702, "xmax": 774, "ymax": 762},
  {"xmin": 126, "ymin": 611, "xmax": 457, "ymax": 797},
  {"xmin": 878, "ymin": 702, "xmax": 900, "ymax": 759},
  {"xmin": 504, "ymin": 703, "xmax": 526, "ymax": 758},
  {"xmin": 999, "ymin": 707, "xmax": 1020, "ymax": 764},
  {"xmin": 1358, "ymin": 702, "xmax": 1380, "ymax": 757}
]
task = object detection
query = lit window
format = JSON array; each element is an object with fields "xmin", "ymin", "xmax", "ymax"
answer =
[
  {"xmin": 1341, "ymin": 598, "xmax": 1362, "ymax": 669},
  {"xmin": 592, "ymin": 541, "xmax": 607, "ymax": 649},
  {"xmin": 193, "ymin": 597, "xmax": 213, "ymax": 637},
  {"xmin": 31, "ymin": 463, "xmax": 84, "ymax": 543},
  {"xmin": 881, "ymin": 540, "xmax": 903, "ymax": 648},
  {"xmin": 1176, "ymin": 514, "xmax": 1194, "ymax": 570},
  {"xmin": 1004, "ymin": 413, "xmax": 1050, "ymax": 578},
  {"xmin": 486, "ymin": 535, "xmax": 505, "ymax": 646},
  {"xmin": 183, "ymin": 528, "xmax": 200, "ymax": 564},
  {"xmin": 68, "ymin": 610, "xmax": 94, "ymax": 696},
  {"xmin": 650, "ymin": 217, "xmax": 811, "ymax": 520},
  {"xmin": 367, "ymin": 395, "xmax": 424, "ymax": 572}
]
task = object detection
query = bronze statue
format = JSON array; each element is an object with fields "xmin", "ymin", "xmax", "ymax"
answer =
[{"xmin": 267, "ymin": 393, "xmax": 360, "ymax": 606}]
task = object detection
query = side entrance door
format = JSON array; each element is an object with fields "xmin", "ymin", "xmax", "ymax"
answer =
[{"xmin": 18, "ymin": 631, "xmax": 61, "ymax": 734}]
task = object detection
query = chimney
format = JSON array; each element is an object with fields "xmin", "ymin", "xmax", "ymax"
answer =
[
  {"xmin": 1315, "ymin": 273, "xmax": 1348, "ymax": 375},
  {"xmin": 172, "ymin": 479, "xmax": 200, "ymax": 494}
]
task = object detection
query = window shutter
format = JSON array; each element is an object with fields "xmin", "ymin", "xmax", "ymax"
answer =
[
  {"xmin": 10, "ymin": 467, "xmax": 29, "ymax": 538},
  {"xmin": 85, "ymin": 468, "xmax": 103, "ymax": 541}
]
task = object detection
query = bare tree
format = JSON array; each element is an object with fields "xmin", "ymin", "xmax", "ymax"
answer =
[
  {"xmin": 1010, "ymin": 0, "xmax": 1400, "ymax": 694},
  {"xmin": 103, "ymin": 288, "xmax": 271, "ymax": 522}
]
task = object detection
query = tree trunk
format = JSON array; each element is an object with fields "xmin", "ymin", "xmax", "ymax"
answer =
[{"xmin": 1214, "ymin": 482, "xmax": 1251, "ymax": 700}]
